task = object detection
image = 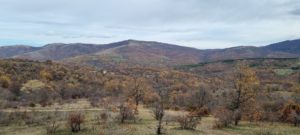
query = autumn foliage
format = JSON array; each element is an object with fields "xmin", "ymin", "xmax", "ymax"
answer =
[
  {"xmin": 68, "ymin": 112, "xmax": 85, "ymax": 132},
  {"xmin": 281, "ymin": 101, "xmax": 300, "ymax": 126}
]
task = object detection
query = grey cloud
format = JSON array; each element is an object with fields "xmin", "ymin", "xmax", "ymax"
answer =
[
  {"xmin": 291, "ymin": 9, "xmax": 300, "ymax": 15},
  {"xmin": 0, "ymin": 0, "xmax": 299, "ymax": 48}
]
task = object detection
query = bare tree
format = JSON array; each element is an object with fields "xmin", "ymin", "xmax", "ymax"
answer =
[
  {"xmin": 153, "ymin": 101, "xmax": 164, "ymax": 135},
  {"xmin": 152, "ymin": 72, "xmax": 170, "ymax": 135}
]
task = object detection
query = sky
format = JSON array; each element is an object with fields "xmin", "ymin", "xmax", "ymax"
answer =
[{"xmin": 0, "ymin": 0, "xmax": 299, "ymax": 49}]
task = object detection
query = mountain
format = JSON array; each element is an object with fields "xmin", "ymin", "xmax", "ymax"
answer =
[
  {"xmin": 262, "ymin": 39, "xmax": 300, "ymax": 55},
  {"xmin": 13, "ymin": 43, "xmax": 124, "ymax": 60},
  {"xmin": 0, "ymin": 45, "xmax": 39, "ymax": 58},
  {"xmin": 0, "ymin": 39, "xmax": 300, "ymax": 68},
  {"xmin": 200, "ymin": 39, "xmax": 300, "ymax": 61},
  {"xmin": 64, "ymin": 40, "xmax": 205, "ymax": 68}
]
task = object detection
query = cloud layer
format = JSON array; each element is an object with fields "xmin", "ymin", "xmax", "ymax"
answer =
[{"xmin": 0, "ymin": 0, "xmax": 299, "ymax": 48}]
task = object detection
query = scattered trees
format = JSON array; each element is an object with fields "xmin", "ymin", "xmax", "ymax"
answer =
[
  {"xmin": 191, "ymin": 85, "xmax": 211, "ymax": 109},
  {"xmin": 2, "ymin": 58, "xmax": 300, "ymax": 133}
]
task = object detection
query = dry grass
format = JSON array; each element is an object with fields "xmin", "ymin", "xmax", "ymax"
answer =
[{"xmin": 0, "ymin": 100, "xmax": 299, "ymax": 135}]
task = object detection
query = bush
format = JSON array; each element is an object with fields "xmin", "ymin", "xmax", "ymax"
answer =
[
  {"xmin": 213, "ymin": 108, "xmax": 233, "ymax": 128},
  {"xmin": 164, "ymin": 113, "xmax": 178, "ymax": 125},
  {"xmin": 189, "ymin": 106, "xmax": 209, "ymax": 117},
  {"xmin": 45, "ymin": 111, "xmax": 60, "ymax": 134},
  {"xmin": 29, "ymin": 102, "xmax": 36, "ymax": 108},
  {"xmin": 118, "ymin": 102, "xmax": 136, "ymax": 123},
  {"xmin": 0, "ymin": 75, "xmax": 11, "ymax": 88},
  {"xmin": 68, "ymin": 112, "xmax": 85, "ymax": 132},
  {"xmin": 280, "ymin": 101, "xmax": 300, "ymax": 126},
  {"xmin": 0, "ymin": 111, "xmax": 11, "ymax": 125},
  {"xmin": 177, "ymin": 115, "xmax": 200, "ymax": 130},
  {"xmin": 95, "ymin": 111, "xmax": 111, "ymax": 125},
  {"xmin": 45, "ymin": 118, "xmax": 59, "ymax": 134},
  {"xmin": 23, "ymin": 111, "xmax": 35, "ymax": 125}
]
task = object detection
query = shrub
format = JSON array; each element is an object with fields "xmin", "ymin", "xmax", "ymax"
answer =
[
  {"xmin": 45, "ymin": 111, "xmax": 60, "ymax": 134},
  {"xmin": 0, "ymin": 75, "xmax": 11, "ymax": 88},
  {"xmin": 0, "ymin": 111, "xmax": 11, "ymax": 125},
  {"xmin": 29, "ymin": 102, "xmax": 36, "ymax": 108},
  {"xmin": 90, "ymin": 98, "xmax": 100, "ymax": 107},
  {"xmin": 280, "ymin": 101, "xmax": 300, "ymax": 126},
  {"xmin": 45, "ymin": 118, "xmax": 59, "ymax": 134},
  {"xmin": 164, "ymin": 113, "xmax": 178, "ymax": 125},
  {"xmin": 213, "ymin": 108, "xmax": 233, "ymax": 128},
  {"xmin": 68, "ymin": 112, "xmax": 85, "ymax": 132},
  {"xmin": 23, "ymin": 111, "xmax": 35, "ymax": 125},
  {"xmin": 95, "ymin": 111, "xmax": 111, "ymax": 125},
  {"xmin": 177, "ymin": 115, "xmax": 200, "ymax": 130},
  {"xmin": 189, "ymin": 106, "xmax": 209, "ymax": 117},
  {"xmin": 118, "ymin": 102, "xmax": 136, "ymax": 123}
]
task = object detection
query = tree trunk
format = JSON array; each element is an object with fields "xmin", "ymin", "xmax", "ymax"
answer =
[
  {"xmin": 135, "ymin": 99, "xmax": 139, "ymax": 106},
  {"xmin": 121, "ymin": 115, "xmax": 125, "ymax": 123},
  {"xmin": 234, "ymin": 119, "xmax": 238, "ymax": 126},
  {"xmin": 157, "ymin": 120, "xmax": 162, "ymax": 135}
]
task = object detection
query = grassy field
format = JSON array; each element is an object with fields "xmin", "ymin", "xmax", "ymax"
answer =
[{"xmin": 0, "ymin": 100, "xmax": 299, "ymax": 135}]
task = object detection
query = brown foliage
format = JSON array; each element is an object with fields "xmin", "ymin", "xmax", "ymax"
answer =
[
  {"xmin": 281, "ymin": 101, "xmax": 300, "ymax": 126},
  {"xmin": 0, "ymin": 75, "xmax": 11, "ymax": 88},
  {"xmin": 213, "ymin": 108, "xmax": 233, "ymax": 128},
  {"xmin": 119, "ymin": 101, "xmax": 136, "ymax": 123},
  {"xmin": 177, "ymin": 114, "xmax": 200, "ymax": 130},
  {"xmin": 189, "ymin": 106, "xmax": 209, "ymax": 117},
  {"xmin": 68, "ymin": 112, "xmax": 85, "ymax": 132},
  {"xmin": 229, "ymin": 64, "xmax": 260, "ymax": 125}
]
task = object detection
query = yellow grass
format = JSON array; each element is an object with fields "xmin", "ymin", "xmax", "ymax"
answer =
[{"xmin": 0, "ymin": 100, "xmax": 299, "ymax": 135}]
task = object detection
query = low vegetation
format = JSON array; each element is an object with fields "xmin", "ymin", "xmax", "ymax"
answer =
[{"xmin": 0, "ymin": 58, "xmax": 300, "ymax": 134}]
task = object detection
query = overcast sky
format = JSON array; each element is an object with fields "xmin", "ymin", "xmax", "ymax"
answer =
[{"xmin": 0, "ymin": 0, "xmax": 299, "ymax": 49}]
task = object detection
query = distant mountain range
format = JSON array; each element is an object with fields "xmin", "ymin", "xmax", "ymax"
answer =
[{"xmin": 1, "ymin": 39, "xmax": 300, "ymax": 67}]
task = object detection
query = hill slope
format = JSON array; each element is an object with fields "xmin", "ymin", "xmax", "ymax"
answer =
[
  {"xmin": 1, "ymin": 39, "xmax": 300, "ymax": 67},
  {"xmin": 64, "ymin": 40, "xmax": 204, "ymax": 68},
  {"xmin": 13, "ymin": 43, "xmax": 124, "ymax": 60},
  {"xmin": 0, "ymin": 45, "xmax": 39, "ymax": 58}
]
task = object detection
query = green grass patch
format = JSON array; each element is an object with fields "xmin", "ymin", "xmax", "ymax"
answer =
[
  {"xmin": 274, "ymin": 69, "xmax": 294, "ymax": 76},
  {"xmin": 111, "ymin": 56, "xmax": 124, "ymax": 62}
]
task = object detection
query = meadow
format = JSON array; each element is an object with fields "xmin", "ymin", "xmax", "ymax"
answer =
[{"xmin": 1, "ymin": 100, "xmax": 299, "ymax": 135}]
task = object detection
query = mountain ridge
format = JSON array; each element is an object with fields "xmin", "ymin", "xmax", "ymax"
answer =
[{"xmin": 1, "ymin": 39, "xmax": 300, "ymax": 67}]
